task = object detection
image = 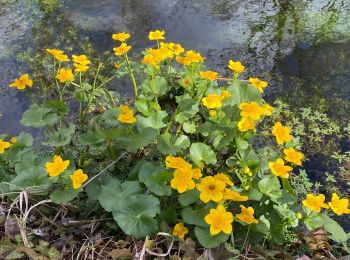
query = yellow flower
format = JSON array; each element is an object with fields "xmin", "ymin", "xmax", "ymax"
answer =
[
  {"xmin": 268, "ymin": 158, "xmax": 292, "ymax": 178},
  {"xmin": 283, "ymin": 147, "xmax": 304, "ymax": 166},
  {"xmin": 302, "ymin": 194, "xmax": 329, "ymax": 213},
  {"xmin": 176, "ymin": 56, "xmax": 191, "ymax": 66},
  {"xmin": 56, "ymin": 68, "xmax": 74, "ymax": 83},
  {"xmin": 172, "ymin": 223, "xmax": 188, "ymax": 239},
  {"xmin": 220, "ymin": 90, "xmax": 232, "ymax": 98},
  {"xmin": 236, "ymin": 205, "xmax": 259, "ymax": 224},
  {"xmin": 149, "ymin": 30, "xmax": 165, "ymax": 40},
  {"xmin": 202, "ymin": 94, "xmax": 224, "ymax": 109},
  {"xmin": 74, "ymin": 63, "xmax": 89, "ymax": 72},
  {"xmin": 228, "ymin": 60, "xmax": 244, "ymax": 74},
  {"xmin": 70, "ymin": 169, "xmax": 88, "ymax": 189},
  {"xmin": 249, "ymin": 77, "xmax": 268, "ymax": 93},
  {"xmin": 10, "ymin": 137, "xmax": 17, "ymax": 144},
  {"xmin": 9, "ymin": 74, "xmax": 33, "ymax": 90},
  {"xmin": 196, "ymin": 176, "xmax": 226, "ymax": 203},
  {"xmin": 112, "ymin": 32, "xmax": 131, "ymax": 42},
  {"xmin": 142, "ymin": 54, "xmax": 159, "ymax": 68},
  {"xmin": 168, "ymin": 42, "xmax": 184, "ymax": 55},
  {"xmin": 170, "ymin": 169, "xmax": 195, "ymax": 193},
  {"xmin": 328, "ymin": 193, "xmax": 350, "ymax": 216},
  {"xmin": 147, "ymin": 47, "xmax": 171, "ymax": 62},
  {"xmin": 199, "ymin": 71, "xmax": 219, "ymax": 81},
  {"xmin": 159, "ymin": 43, "xmax": 175, "ymax": 59},
  {"xmin": 0, "ymin": 139, "xmax": 11, "ymax": 154},
  {"xmin": 113, "ymin": 43, "xmax": 131, "ymax": 56},
  {"xmin": 72, "ymin": 55, "xmax": 91, "ymax": 65},
  {"xmin": 192, "ymin": 168, "xmax": 202, "ymax": 179},
  {"xmin": 165, "ymin": 156, "xmax": 192, "ymax": 172},
  {"xmin": 46, "ymin": 48, "xmax": 63, "ymax": 56},
  {"xmin": 239, "ymin": 102, "xmax": 265, "ymax": 120},
  {"xmin": 238, "ymin": 117, "xmax": 255, "ymax": 132},
  {"xmin": 117, "ymin": 105, "xmax": 137, "ymax": 124},
  {"xmin": 263, "ymin": 103, "xmax": 274, "ymax": 115},
  {"xmin": 115, "ymin": 63, "xmax": 122, "ymax": 69},
  {"xmin": 46, "ymin": 49, "xmax": 69, "ymax": 62},
  {"xmin": 272, "ymin": 122, "xmax": 292, "ymax": 145},
  {"xmin": 117, "ymin": 114, "xmax": 137, "ymax": 124},
  {"xmin": 214, "ymin": 173, "xmax": 234, "ymax": 186},
  {"xmin": 185, "ymin": 50, "xmax": 205, "ymax": 63},
  {"xmin": 55, "ymin": 53, "xmax": 70, "ymax": 62},
  {"xmin": 223, "ymin": 189, "xmax": 248, "ymax": 201},
  {"xmin": 204, "ymin": 205, "xmax": 233, "ymax": 235},
  {"xmin": 45, "ymin": 155, "xmax": 70, "ymax": 177},
  {"xmin": 209, "ymin": 109, "xmax": 217, "ymax": 117}
]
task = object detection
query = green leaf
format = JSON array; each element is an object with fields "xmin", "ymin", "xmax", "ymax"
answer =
[
  {"xmin": 174, "ymin": 95, "xmax": 199, "ymax": 124},
  {"xmin": 112, "ymin": 194, "xmax": 160, "ymax": 238},
  {"xmin": 303, "ymin": 213, "xmax": 324, "ymax": 230},
  {"xmin": 190, "ymin": 143, "xmax": 217, "ymax": 165},
  {"xmin": 17, "ymin": 132, "xmax": 33, "ymax": 147},
  {"xmin": 136, "ymin": 110, "xmax": 168, "ymax": 130},
  {"xmin": 182, "ymin": 207, "xmax": 208, "ymax": 227},
  {"xmin": 50, "ymin": 189, "xmax": 80, "ymax": 204},
  {"xmin": 45, "ymin": 100, "xmax": 68, "ymax": 113},
  {"xmin": 117, "ymin": 128, "xmax": 158, "ymax": 152},
  {"xmin": 258, "ymin": 176, "xmax": 282, "ymax": 201},
  {"xmin": 42, "ymin": 123, "xmax": 75, "ymax": 147},
  {"xmin": 160, "ymin": 207, "xmax": 177, "ymax": 224},
  {"xmin": 157, "ymin": 133, "xmax": 190, "ymax": 155},
  {"xmin": 135, "ymin": 98, "xmax": 158, "ymax": 116},
  {"xmin": 183, "ymin": 121, "xmax": 196, "ymax": 134},
  {"xmin": 138, "ymin": 162, "xmax": 172, "ymax": 196},
  {"xmin": 102, "ymin": 108, "xmax": 120, "ymax": 126},
  {"xmin": 79, "ymin": 131, "xmax": 105, "ymax": 147},
  {"xmin": 281, "ymin": 178, "xmax": 297, "ymax": 197},
  {"xmin": 178, "ymin": 189, "xmax": 200, "ymax": 206},
  {"xmin": 140, "ymin": 76, "xmax": 169, "ymax": 97},
  {"xmin": 241, "ymin": 179, "xmax": 263, "ymax": 201},
  {"xmin": 10, "ymin": 166, "xmax": 51, "ymax": 191},
  {"xmin": 99, "ymin": 179, "xmax": 143, "ymax": 212},
  {"xmin": 227, "ymin": 80, "xmax": 262, "ymax": 105},
  {"xmin": 321, "ymin": 214, "xmax": 349, "ymax": 243},
  {"xmin": 195, "ymin": 226, "xmax": 229, "ymax": 248},
  {"xmin": 21, "ymin": 104, "xmax": 59, "ymax": 128}
]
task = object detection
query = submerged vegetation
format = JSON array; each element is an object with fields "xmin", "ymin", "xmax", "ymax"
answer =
[{"xmin": 1, "ymin": 30, "xmax": 350, "ymax": 259}]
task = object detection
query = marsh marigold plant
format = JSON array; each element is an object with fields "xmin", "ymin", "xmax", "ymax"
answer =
[{"xmin": 2, "ymin": 30, "xmax": 349, "ymax": 254}]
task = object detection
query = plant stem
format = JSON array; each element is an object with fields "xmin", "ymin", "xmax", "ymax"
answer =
[{"xmin": 124, "ymin": 53, "xmax": 138, "ymax": 98}]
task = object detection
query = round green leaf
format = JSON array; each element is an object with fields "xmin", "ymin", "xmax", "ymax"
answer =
[
  {"xmin": 99, "ymin": 179, "xmax": 143, "ymax": 212},
  {"xmin": 112, "ymin": 194, "xmax": 160, "ymax": 238},
  {"xmin": 138, "ymin": 163, "xmax": 172, "ymax": 196},
  {"xmin": 190, "ymin": 143, "xmax": 217, "ymax": 165},
  {"xmin": 50, "ymin": 189, "xmax": 80, "ymax": 204},
  {"xmin": 20, "ymin": 104, "xmax": 59, "ymax": 128},
  {"xmin": 194, "ymin": 226, "xmax": 229, "ymax": 248},
  {"xmin": 10, "ymin": 166, "xmax": 51, "ymax": 191}
]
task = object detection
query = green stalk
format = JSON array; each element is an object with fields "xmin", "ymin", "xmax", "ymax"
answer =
[
  {"xmin": 124, "ymin": 53, "xmax": 138, "ymax": 98},
  {"xmin": 79, "ymin": 72, "xmax": 84, "ymax": 131}
]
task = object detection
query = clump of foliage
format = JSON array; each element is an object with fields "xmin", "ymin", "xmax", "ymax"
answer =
[{"xmin": 1, "ymin": 31, "xmax": 350, "ymax": 258}]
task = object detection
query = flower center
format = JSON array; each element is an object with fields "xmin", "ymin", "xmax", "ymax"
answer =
[{"xmin": 208, "ymin": 184, "xmax": 216, "ymax": 190}]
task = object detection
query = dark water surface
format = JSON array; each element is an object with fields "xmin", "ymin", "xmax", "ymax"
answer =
[{"xmin": 1, "ymin": 0, "xmax": 349, "ymax": 131}]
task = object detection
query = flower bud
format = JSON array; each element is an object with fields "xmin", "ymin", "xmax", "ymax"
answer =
[
  {"xmin": 10, "ymin": 137, "xmax": 17, "ymax": 144},
  {"xmin": 295, "ymin": 212, "xmax": 303, "ymax": 219},
  {"xmin": 242, "ymin": 166, "xmax": 250, "ymax": 174},
  {"xmin": 209, "ymin": 109, "xmax": 217, "ymax": 117}
]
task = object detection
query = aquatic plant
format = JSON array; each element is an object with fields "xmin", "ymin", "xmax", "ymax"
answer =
[{"xmin": 1, "ymin": 31, "xmax": 349, "ymax": 257}]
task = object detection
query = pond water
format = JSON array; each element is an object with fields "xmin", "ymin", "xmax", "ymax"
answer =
[{"xmin": 0, "ymin": 0, "xmax": 349, "ymax": 133}]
